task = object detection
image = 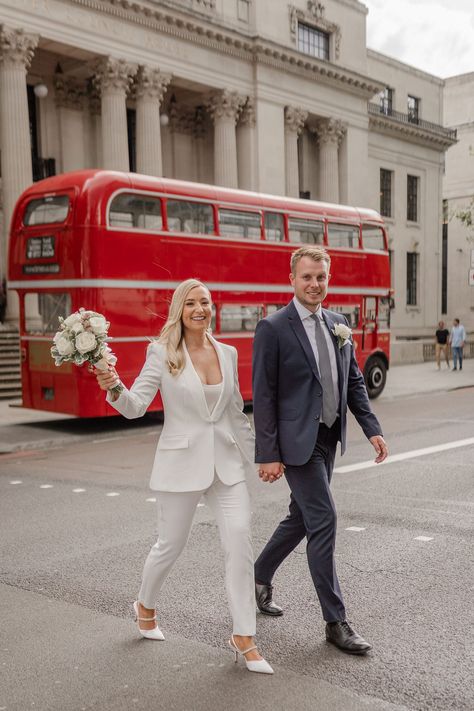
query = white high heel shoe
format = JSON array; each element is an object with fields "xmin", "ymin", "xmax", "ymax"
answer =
[
  {"xmin": 133, "ymin": 601, "xmax": 165, "ymax": 641},
  {"xmin": 228, "ymin": 635, "xmax": 274, "ymax": 674}
]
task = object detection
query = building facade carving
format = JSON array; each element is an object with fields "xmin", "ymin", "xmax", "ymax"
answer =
[{"xmin": 289, "ymin": 3, "xmax": 341, "ymax": 60}]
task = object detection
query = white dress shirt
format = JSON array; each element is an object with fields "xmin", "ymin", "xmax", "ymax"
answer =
[{"xmin": 292, "ymin": 297, "xmax": 340, "ymax": 420}]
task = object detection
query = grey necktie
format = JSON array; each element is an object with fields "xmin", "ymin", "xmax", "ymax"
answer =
[{"xmin": 311, "ymin": 314, "xmax": 337, "ymax": 427}]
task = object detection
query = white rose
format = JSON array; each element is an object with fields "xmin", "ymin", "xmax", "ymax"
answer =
[
  {"xmin": 75, "ymin": 331, "xmax": 97, "ymax": 354},
  {"xmin": 54, "ymin": 335, "xmax": 75, "ymax": 356},
  {"xmin": 71, "ymin": 322, "xmax": 84, "ymax": 334},
  {"xmin": 63, "ymin": 312, "xmax": 82, "ymax": 328},
  {"xmin": 89, "ymin": 316, "xmax": 108, "ymax": 335},
  {"xmin": 333, "ymin": 323, "xmax": 352, "ymax": 340}
]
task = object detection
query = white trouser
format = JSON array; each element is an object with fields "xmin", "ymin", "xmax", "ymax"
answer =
[{"xmin": 138, "ymin": 477, "xmax": 256, "ymax": 635}]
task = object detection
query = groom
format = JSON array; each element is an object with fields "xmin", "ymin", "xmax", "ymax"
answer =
[{"xmin": 252, "ymin": 246, "xmax": 388, "ymax": 654}]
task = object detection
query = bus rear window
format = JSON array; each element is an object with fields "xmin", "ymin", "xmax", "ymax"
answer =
[
  {"xmin": 167, "ymin": 200, "xmax": 214, "ymax": 234},
  {"xmin": 327, "ymin": 224, "xmax": 360, "ymax": 249},
  {"xmin": 24, "ymin": 195, "xmax": 69, "ymax": 226},
  {"xmin": 362, "ymin": 225, "xmax": 386, "ymax": 250},
  {"xmin": 109, "ymin": 193, "xmax": 162, "ymax": 230},
  {"xmin": 24, "ymin": 293, "xmax": 71, "ymax": 334}
]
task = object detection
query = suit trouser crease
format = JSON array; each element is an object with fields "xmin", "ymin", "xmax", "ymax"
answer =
[
  {"xmin": 138, "ymin": 477, "xmax": 256, "ymax": 635},
  {"xmin": 255, "ymin": 423, "xmax": 346, "ymax": 622}
]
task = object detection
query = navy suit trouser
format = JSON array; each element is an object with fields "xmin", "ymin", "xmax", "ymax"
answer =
[{"xmin": 254, "ymin": 422, "xmax": 346, "ymax": 622}]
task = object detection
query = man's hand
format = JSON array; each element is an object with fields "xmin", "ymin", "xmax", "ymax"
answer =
[
  {"xmin": 369, "ymin": 435, "xmax": 388, "ymax": 464},
  {"xmin": 258, "ymin": 462, "xmax": 285, "ymax": 483}
]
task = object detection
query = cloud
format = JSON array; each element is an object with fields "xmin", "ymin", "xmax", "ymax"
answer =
[{"xmin": 363, "ymin": 0, "xmax": 474, "ymax": 78}]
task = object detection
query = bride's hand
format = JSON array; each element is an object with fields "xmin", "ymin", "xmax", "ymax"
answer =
[{"xmin": 93, "ymin": 366, "xmax": 121, "ymax": 392}]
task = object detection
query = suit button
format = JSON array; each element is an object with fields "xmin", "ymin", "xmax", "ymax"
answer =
[
  {"xmin": 317, "ymin": 391, "xmax": 322, "ymax": 397},
  {"xmin": 315, "ymin": 415, "xmax": 319, "ymax": 420}
]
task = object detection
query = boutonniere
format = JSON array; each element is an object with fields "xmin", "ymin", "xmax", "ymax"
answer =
[{"xmin": 332, "ymin": 323, "xmax": 352, "ymax": 349}]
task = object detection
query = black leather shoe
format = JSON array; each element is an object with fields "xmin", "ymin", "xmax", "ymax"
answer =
[
  {"xmin": 325, "ymin": 621, "xmax": 372, "ymax": 655},
  {"xmin": 255, "ymin": 583, "xmax": 283, "ymax": 616}
]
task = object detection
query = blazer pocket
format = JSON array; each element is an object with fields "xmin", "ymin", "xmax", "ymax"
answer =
[{"xmin": 157, "ymin": 435, "xmax": 189, "ymax": 450}]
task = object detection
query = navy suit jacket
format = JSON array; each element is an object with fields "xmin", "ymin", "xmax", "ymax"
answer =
[{"xmin": 252, "ymin": 300, "xmax": 382, "ymax": 465}]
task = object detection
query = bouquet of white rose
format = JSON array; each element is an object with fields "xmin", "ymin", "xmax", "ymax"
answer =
[{"xmin": 50, "ymin": 308, "xmax": 123, "ymax": 395}]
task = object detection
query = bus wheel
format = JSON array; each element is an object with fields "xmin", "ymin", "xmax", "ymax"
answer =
[{"xmin": 364, "ymin": 356, "xmax": 387, "ymax": 399}]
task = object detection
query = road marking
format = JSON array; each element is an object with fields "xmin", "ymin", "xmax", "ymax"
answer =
[
  {"xmin": 197, "ymin": 502, "xmax": 205, "ymax": 508},
  {"xmin": 93, "ymin": 437, "xmax": 122, "ymax": 444},
  {"xmin": 73, "ymin": 488, "xmax": 86, "ymax": 493},
  {"xmin": 414, "ymin": 536, "xmax": 434, "ymax": 542},
  {"xmin": 106, "ymin": 492, "xmax": 120, "ymax": 497},
  {"xmin": 334, "ymin": 437, "xmax": 474, "ymax": 474},
  {"xmin": 39, "ymin": 484, "xmax": 53, "ymax": 489},
  {"xmin": 345, "ymin": 526, "xmax": 366, "ymax": 532},
  {"xmin": 10, "ymin": 480, "xmax": 22, "ymax": 484},
  {"xmin": 146, "ymin": 497, "xmax": 157, "ymax": 503}
]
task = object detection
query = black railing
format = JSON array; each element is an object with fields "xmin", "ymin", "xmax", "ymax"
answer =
[
  {"xmin": 32, "ymin": 157, "xmax": 56, "ymax": 182},
  {"xmin": 368, "ymin": 103, "xmax": 457, "ymax": 141}
]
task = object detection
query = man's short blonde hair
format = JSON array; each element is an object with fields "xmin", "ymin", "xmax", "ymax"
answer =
[{"xmin": 290, "ymin": 246, "xmax": 331, "ymax": 275}]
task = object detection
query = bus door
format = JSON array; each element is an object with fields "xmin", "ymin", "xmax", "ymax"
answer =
[{"xmin": 362, "ymin": 296, "xmax": 377, "ymax": 352}]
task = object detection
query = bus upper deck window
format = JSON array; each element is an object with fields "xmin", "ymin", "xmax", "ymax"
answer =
[
  {"xmin": 264, "ymin": 213, "xmax": 284, "ymax": 241},
  {"xmin": 24, "ymin": 195, "xmax": 70, "ymax": 226},
  {"xmin": 327, "ymin": 223, "xmax": 360, "ymax": 249},
  {"xmin": 218, "ymin": 209, "xmax": 261, "ymax": 240},
  {"xmin": 167, "ymin": 200, "xmax": 214, "ymax": 234},
  {"xmin": 362, "ymin": 225, "xmax": 386, "ymax": 251},
  {"xmin": 288, "ymin": 217, "xmax": 324, "ymax": 245},
  {"xmin": 109, "ymin": 193, "xmax": 162, "ymax": 230}
]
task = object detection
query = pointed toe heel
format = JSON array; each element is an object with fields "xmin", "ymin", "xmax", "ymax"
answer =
[
  {"xmin": 133, "ymin": 601, "xmax": 165, "ymax": 641},
  {"xmin": 228, "ymin": 635, "xmax": 274, "ymax": 675}
]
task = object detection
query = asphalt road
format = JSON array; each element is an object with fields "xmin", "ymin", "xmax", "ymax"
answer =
[{"xmin": 0, "ymin": 387, "xmax": 473, "ymax": 711}]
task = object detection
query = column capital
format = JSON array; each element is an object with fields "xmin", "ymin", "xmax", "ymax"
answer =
[
  {"xmin": 206, "ymin": 89, "xmax": 245, "ymax": 124},
  {"xmin": 135, "ymin": 66, "xmax": 171, "ymax": 103},
  {"xmin": 194, "ymin": 106, "xmax": 209, "ymax": 139},
  {"xmin": 0, "ymin": 26, "xmax": 38, "ymax": 69},
  {"xmin": 239, "ymin": 98, "xmax": 256, "ymax": 128},
  {"xmin": 317, "ymin": 118, "xmax": 346, "ymax": 147},
  {"xmin": 54, "ymin": 75, "xmax": 86, "ymax": 110},
  {"xmin": 284, "ymin": 106, "xmax": 307, "ymax": 135},
  {"xmin": 93, "ymin": 57, "xmax": 137, "ymax": 95},
  {"xmin": 170, "ymin": 105, "xmax": 196, "ymax": 135}
]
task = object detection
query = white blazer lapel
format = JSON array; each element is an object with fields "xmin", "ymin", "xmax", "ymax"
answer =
[{"xmin": 207, "ymin": 336, "xmax": 232, "ymax": 421}]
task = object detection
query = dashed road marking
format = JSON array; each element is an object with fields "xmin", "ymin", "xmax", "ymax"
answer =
[
  {"xmin": 9, "ymin": 480, "xmax": 22, "ymax": 485},
  {"xmin": 39, "ymin": 484, "xmax": 53, "ymax": 489},
  {"xmin": 345, "ymin": 526, "xmax": 366, "ymax": 532},
  {"xmin": 106, "ymin": 492, "xmax": 120, "ymax": 497},
  {"xmin": 334, "ymin": 436, "xmax": 474, "ymax": 474},
  {"xmin": 146, "ymin": 497, "xmax": 156, "ymax": 503},
  {"xmin": 414, "ymin": 536, "xmax": 434, "ymax": 542},
  {"xmin": 72, "ymin": 488, "xmax": 86, "ymax": 493}
]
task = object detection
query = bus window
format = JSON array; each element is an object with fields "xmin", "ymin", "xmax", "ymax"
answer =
[
  {"xmin": 264, "ymin": 213, "xmax": 285, "ymax": 242},
  {"xmin": 327, "ymin": 223, "xmax": 360, "ymax": 248},
  {"xmin": 288, "ymin": 217, "xmax": 324, "ymax": 245},
  {"xmin": 218, "ymin": 209, "xmax": 261, "ymax": 240},
  {"xmin": 266, "ymin": 304, "xmax": 285, "ymax": 316},
  {"xmin": 330, "ymin": 304, "xmax": 360, "ymax": 329},
  {"xmin": 362, "ymin": 225, "xmax": 386, "ymax": 250},
  {"xmin": 167, "ymin": 199, "xmax": 214, "ymax": 234},
  {"xmin": 378, "ymin": 297, "xmax": 391, "ymax": 329},
  {"xmin": 24, "ymin": 293, "xmax": 71, "ymax": 334},
  {"xmin": 220, "ymin": 305, "xmax": 263, "ymax": 333},
  {"xmin": 109, "ymin": 193, "xmax": 162, "ymax": 230},
  {"xmin": 24, "ymin": 195, "xmax": 69, "ymax": 226}
]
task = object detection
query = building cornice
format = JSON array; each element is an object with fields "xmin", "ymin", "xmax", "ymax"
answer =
[
  {"xmin": 65, "ymin": 0, "xmax": 383, "ymax": 99},
  {"xmin": 369, "ymin": 113, "xmax": 457, "ymax": 151}
]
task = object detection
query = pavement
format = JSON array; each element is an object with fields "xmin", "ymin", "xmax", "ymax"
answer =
[{"xmin": 0, "ymin": 359, "xmax": 473, "ymax": 456}]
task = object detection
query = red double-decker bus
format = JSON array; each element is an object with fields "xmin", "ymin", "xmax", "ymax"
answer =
[{"xmin": 8, "ymin": 170, "xmax": 391, "ymax": 417}]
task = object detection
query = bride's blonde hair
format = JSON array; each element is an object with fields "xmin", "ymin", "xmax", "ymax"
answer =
[{"xmin": 158, "ymin": 278, "xmax": 212, "ymax": 375}]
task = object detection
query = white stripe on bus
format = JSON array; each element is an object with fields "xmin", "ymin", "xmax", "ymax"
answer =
[{"xmin": 8, "ymin": 279, "xmax": 389, "ymax": 297}]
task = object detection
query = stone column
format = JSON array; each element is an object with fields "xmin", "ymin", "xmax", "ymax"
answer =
[
  {"xmin": 54, "ymin": 75, "xmax": 86, "ymax": 173},
  {"xmin": 135, "ymin": 66, "xmax": 170, "ymax": 177},
  {"xmin": 0, "ymin": 26, "xmax": 38, "ymax": 309},
  {"xmin": 316, "ymin": 118, "xmax": 346, "ymax": 204},
  {"xmin": 93, "ymin": 57, "xmax": 136, "ymax": 171},
  {"xmin": 284, "ymin": 106, "xmax": 307, "ymax": 198},
  {"xmin": 86, "ymin": 83, "xmax": 102, "ymax": 168},
  {"xmin": 237, "ymin": 98, "xmax": 257, "ymax": 191},
  {"xmin": 194, "ymin": 106, "xmax": 210, "ymax": 183},
  {"xmin": 170, "ymin": 105, "xmax": 197, "ymax": 181},
  {"xmin": 206, "ymin": 90, "xmax": 245, "ymax": 189}
]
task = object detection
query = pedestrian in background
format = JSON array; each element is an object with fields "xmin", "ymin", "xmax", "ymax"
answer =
[
  {"xmin": 94, "ymin": 278, "xmax": 273, "ymax": 674},
  {"xmin": 449, "ymin": 318, "xmax": 466, "ymax": 371},
  {"xmin": 434, "ymin": 320, "xmax": 450, "ymax": 370}
]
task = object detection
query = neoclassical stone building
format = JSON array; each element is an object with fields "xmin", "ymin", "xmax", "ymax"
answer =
[{"xmin": 0, "ymin": 0, "xmax": 457, "ymax": 338}]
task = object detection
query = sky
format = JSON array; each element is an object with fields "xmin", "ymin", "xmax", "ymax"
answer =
[{"xmin": 363, "ymin": 0, "xmax": 474, "ymax": 78}]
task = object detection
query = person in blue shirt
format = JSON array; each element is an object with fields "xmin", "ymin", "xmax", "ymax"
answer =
[{"xmin": 449, "ymin": 318, "xmax": 466, "ymax": 371}]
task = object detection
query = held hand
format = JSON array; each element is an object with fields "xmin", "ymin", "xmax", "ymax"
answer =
[
  {"xmin": 91, "ymin": 365, "xmax": 121, "ymax": 392},
  {"xmin": 258, "ymin": 462, "xmax": 285, "ymax": 484},
  {"xmin": 369, "ymin": 435, "xmax": 388, "ymax": 464}
]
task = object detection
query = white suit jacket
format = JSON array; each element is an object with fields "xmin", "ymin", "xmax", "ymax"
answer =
[{"xmin": 107, "ymin": 336, "xmax": 256, "ymax": 492}]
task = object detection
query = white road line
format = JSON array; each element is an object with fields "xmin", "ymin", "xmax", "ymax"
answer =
[
  {"xmin": 334, "ymin": 437, "xmax": 474, "ymax": 474},
  {"xmin": 73, "ymin": 488, "xmax": 86, "ymax": 493},
  {"xmin": 39, "ymin": 484, "xmax": 53, "ymax": 489},
  {"xmin": 10, "ymin": 480, "xmax": 22, "ymax": 485},
  {"xmin": 345, "ymin": 526, "xmax": 366, "ymax": 532},
  {"xmin": 106, "ymin": 492, "xmax": 120, "ymax": 497},
  {"xmin": 414, "ymin": 536, "xmax": 434, "ymax": 542},
  {"xmin": 146, "ymin": 497, "xmax": 157, "ymax": 503}
]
